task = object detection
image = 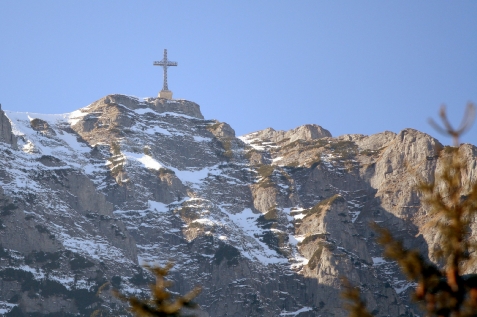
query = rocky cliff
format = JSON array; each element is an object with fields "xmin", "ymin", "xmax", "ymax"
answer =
[{"xmin": 0, "ymin": 94, "xmax": 475, "ymax": 316}]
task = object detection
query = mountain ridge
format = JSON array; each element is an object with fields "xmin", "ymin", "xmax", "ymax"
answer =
[{"xmin": 0, "ymin": 94, "xmax": 475, "ymax": 316}]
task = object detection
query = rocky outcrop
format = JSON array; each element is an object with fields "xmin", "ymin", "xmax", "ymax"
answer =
[
  {"xmin": 154, "ymin": 98, "xmax": 204, "ymax": 119},
  {"xmin": 30, "ymin": 118, "xmax": 57, "ymax": 136},
  {"xmin": 366, "ymin": 129, "xmax": 443, "ymax": 222},
  {"xmin": 250, "ymin": 124, "xmax": 331, "ymax": 146},
  {"xmin": 296, "ymin": 195, "xmax": 371, "ymax": 263},
  {"xmin": 84, "ymin": 94, "xmax": 204, "ymax": 119},
  {"xmin": 354, "ymin": 131, "xmax": 396, "ymax": 150},
  {"xmin": 0, "ymin": 104, "xmax": 17, "ymax": 148},
  {"xmin": 207, "ymin": 121, "xmax": 235, "ymax": 138}
]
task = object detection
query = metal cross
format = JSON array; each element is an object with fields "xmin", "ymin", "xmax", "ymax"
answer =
[{"xmin": 153, "ymin": 49, "xmax": 178, "ymax": 91}]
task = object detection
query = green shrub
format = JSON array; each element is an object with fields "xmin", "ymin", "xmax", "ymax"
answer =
[
  {"xmin": 69, "ymin": 254, "xmax": 94, "ymax": 271},
  {"xmin": 143, "ymin": 146, "xmax": 151, "ymax": 156},
  {"xmin": 359, "ymin": 149, "xmax": 379, "ymax": 156},
  {"xmin": 298, "ymin": 234, "xmax": 327, "ymax": 246},
  {"xmin": 178, "ymin": 206, "xmax": 200, "ymax": 221},
  {"xmin": 110, "ymin": 141, "xmax": 121, "ymax": 155},
  {"xmin": 257, "ymin": 165, "xmax": 274, "ymax": 178}
]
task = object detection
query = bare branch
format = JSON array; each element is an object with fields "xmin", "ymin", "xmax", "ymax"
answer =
[{"xmin": 429, "ymin": 103, "xmax": 476, "ymax": 147}]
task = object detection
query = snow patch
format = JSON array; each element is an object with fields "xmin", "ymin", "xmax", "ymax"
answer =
[
  {"xmin": 272, "ymin": 156, "xmax": 283, "ymax": 164},
  {"xmin": 172, "ymin": 166, "xmax": 216, "ymax": 186},
  {"xmin": 148, "ymin": 200, "xmax": 169, "ymax": 213},
  {"xmin": 193, "ymin": 135, "xmax": 211, "ymax": 142},
  {"xmin": 192, "ymin": 218, "xmax": 216, "ymax": 226},
  {"xmin": 145, "ymin": 126, "xmax": 172, "ymax": 136},
  {"xmin": 372, "ymin": 257, "xmax": 388, "ymax": 265},
  {"xmin": 159, "ymin": 112, "xmax": 197, "ymax": 120},
  {"xmin": 134, "ymin": 107, "xmax": 158, "ymax": 115},
  {"xmin": 280, "ymin": 306, "xmax": 313, "ymax": 316},
  {"xmin": 226, "ymin": 208, "xmax": 288, "ymax": 264},
  {"xmin": 0, "ymin": 301, "xmax": 17, "ymax": 314},
  {"xmin": 68, "ymin": 107, "xmax": 90, "ymax": 126},
  {"xmin": 238, "ymin": 135, "xmax": 265, "ymax": 151},
  {"xmin": 123, "ymin": 152, "xmax": 164, "ymax": 170}
]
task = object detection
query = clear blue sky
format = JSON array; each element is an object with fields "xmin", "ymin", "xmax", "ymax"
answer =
[{"xmin": 1, "ymin": 1, "xmax": 476, "ymax": 145}]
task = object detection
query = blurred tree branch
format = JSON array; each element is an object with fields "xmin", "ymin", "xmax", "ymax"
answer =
[
  {"xmin": 344, "ymin": 103, "xmax": 477, "ymax": 317},
  {"xmin": 114, "ymin": 263, "xmax": 202, "ymax": 317}
]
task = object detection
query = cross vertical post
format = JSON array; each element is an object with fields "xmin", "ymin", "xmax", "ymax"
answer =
[{"xmin": 153, "ymin": 49, "xmax": 178, "ymax": 99}]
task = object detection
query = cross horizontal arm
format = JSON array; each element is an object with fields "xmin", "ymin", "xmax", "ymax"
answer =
[{"xmin": 153, "ymin": 61, "xmax": 178, "ymax": 66}]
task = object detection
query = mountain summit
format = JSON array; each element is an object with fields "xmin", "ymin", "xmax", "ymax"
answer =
[{"xmin": 0, "ymin": 94, "xmax": 475, "ymax": 316}]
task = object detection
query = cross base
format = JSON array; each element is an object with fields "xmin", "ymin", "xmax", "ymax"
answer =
[{"xmin": 158, "ymin": 90, "xmax": 173, "ymax": 100}]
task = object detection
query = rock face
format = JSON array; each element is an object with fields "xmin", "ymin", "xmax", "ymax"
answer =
[
  {"xmin": 251, "ymin": 124, "xmax": 331, "ymax": 145},
  {"xmin": 0, "ymin": 94, "xmax": 475, "ymax": 316},
  {"xmin": 0, "ymin": 104, "xmax": 17, "ymax": 148}
]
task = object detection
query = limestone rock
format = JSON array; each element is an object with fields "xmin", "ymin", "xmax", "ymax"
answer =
[
  {"xmin": 0, "ymin": 106, "xmax": 17, "ymax": 148},
  {"xmin": 355, "ymin": 130, "xmax": 396, "ymax": 151},
  {"xmin": 286, "ymin": 124, "xmax": 332, "ymax": 143},
  {"xmin": 251, "ymin": 124, "xmax": 331, "ymax": 145},
  {"xmin": 207, "ymin": 121, "xmax": 236, "ymax": 138},
  {"xmin": 30, "ymin": 118, "xmax": 57, "ymax": 136},
  {"xmin": 153, "ymin": 98, "xmax": 204, "ymax": 119},
  {"xmin": 370, "ymin": 128, "xmax": 443, "ymax": 219},
  {"xmin": 1, "ymin": 94, "xmax": 475, "ymax": 316}
]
